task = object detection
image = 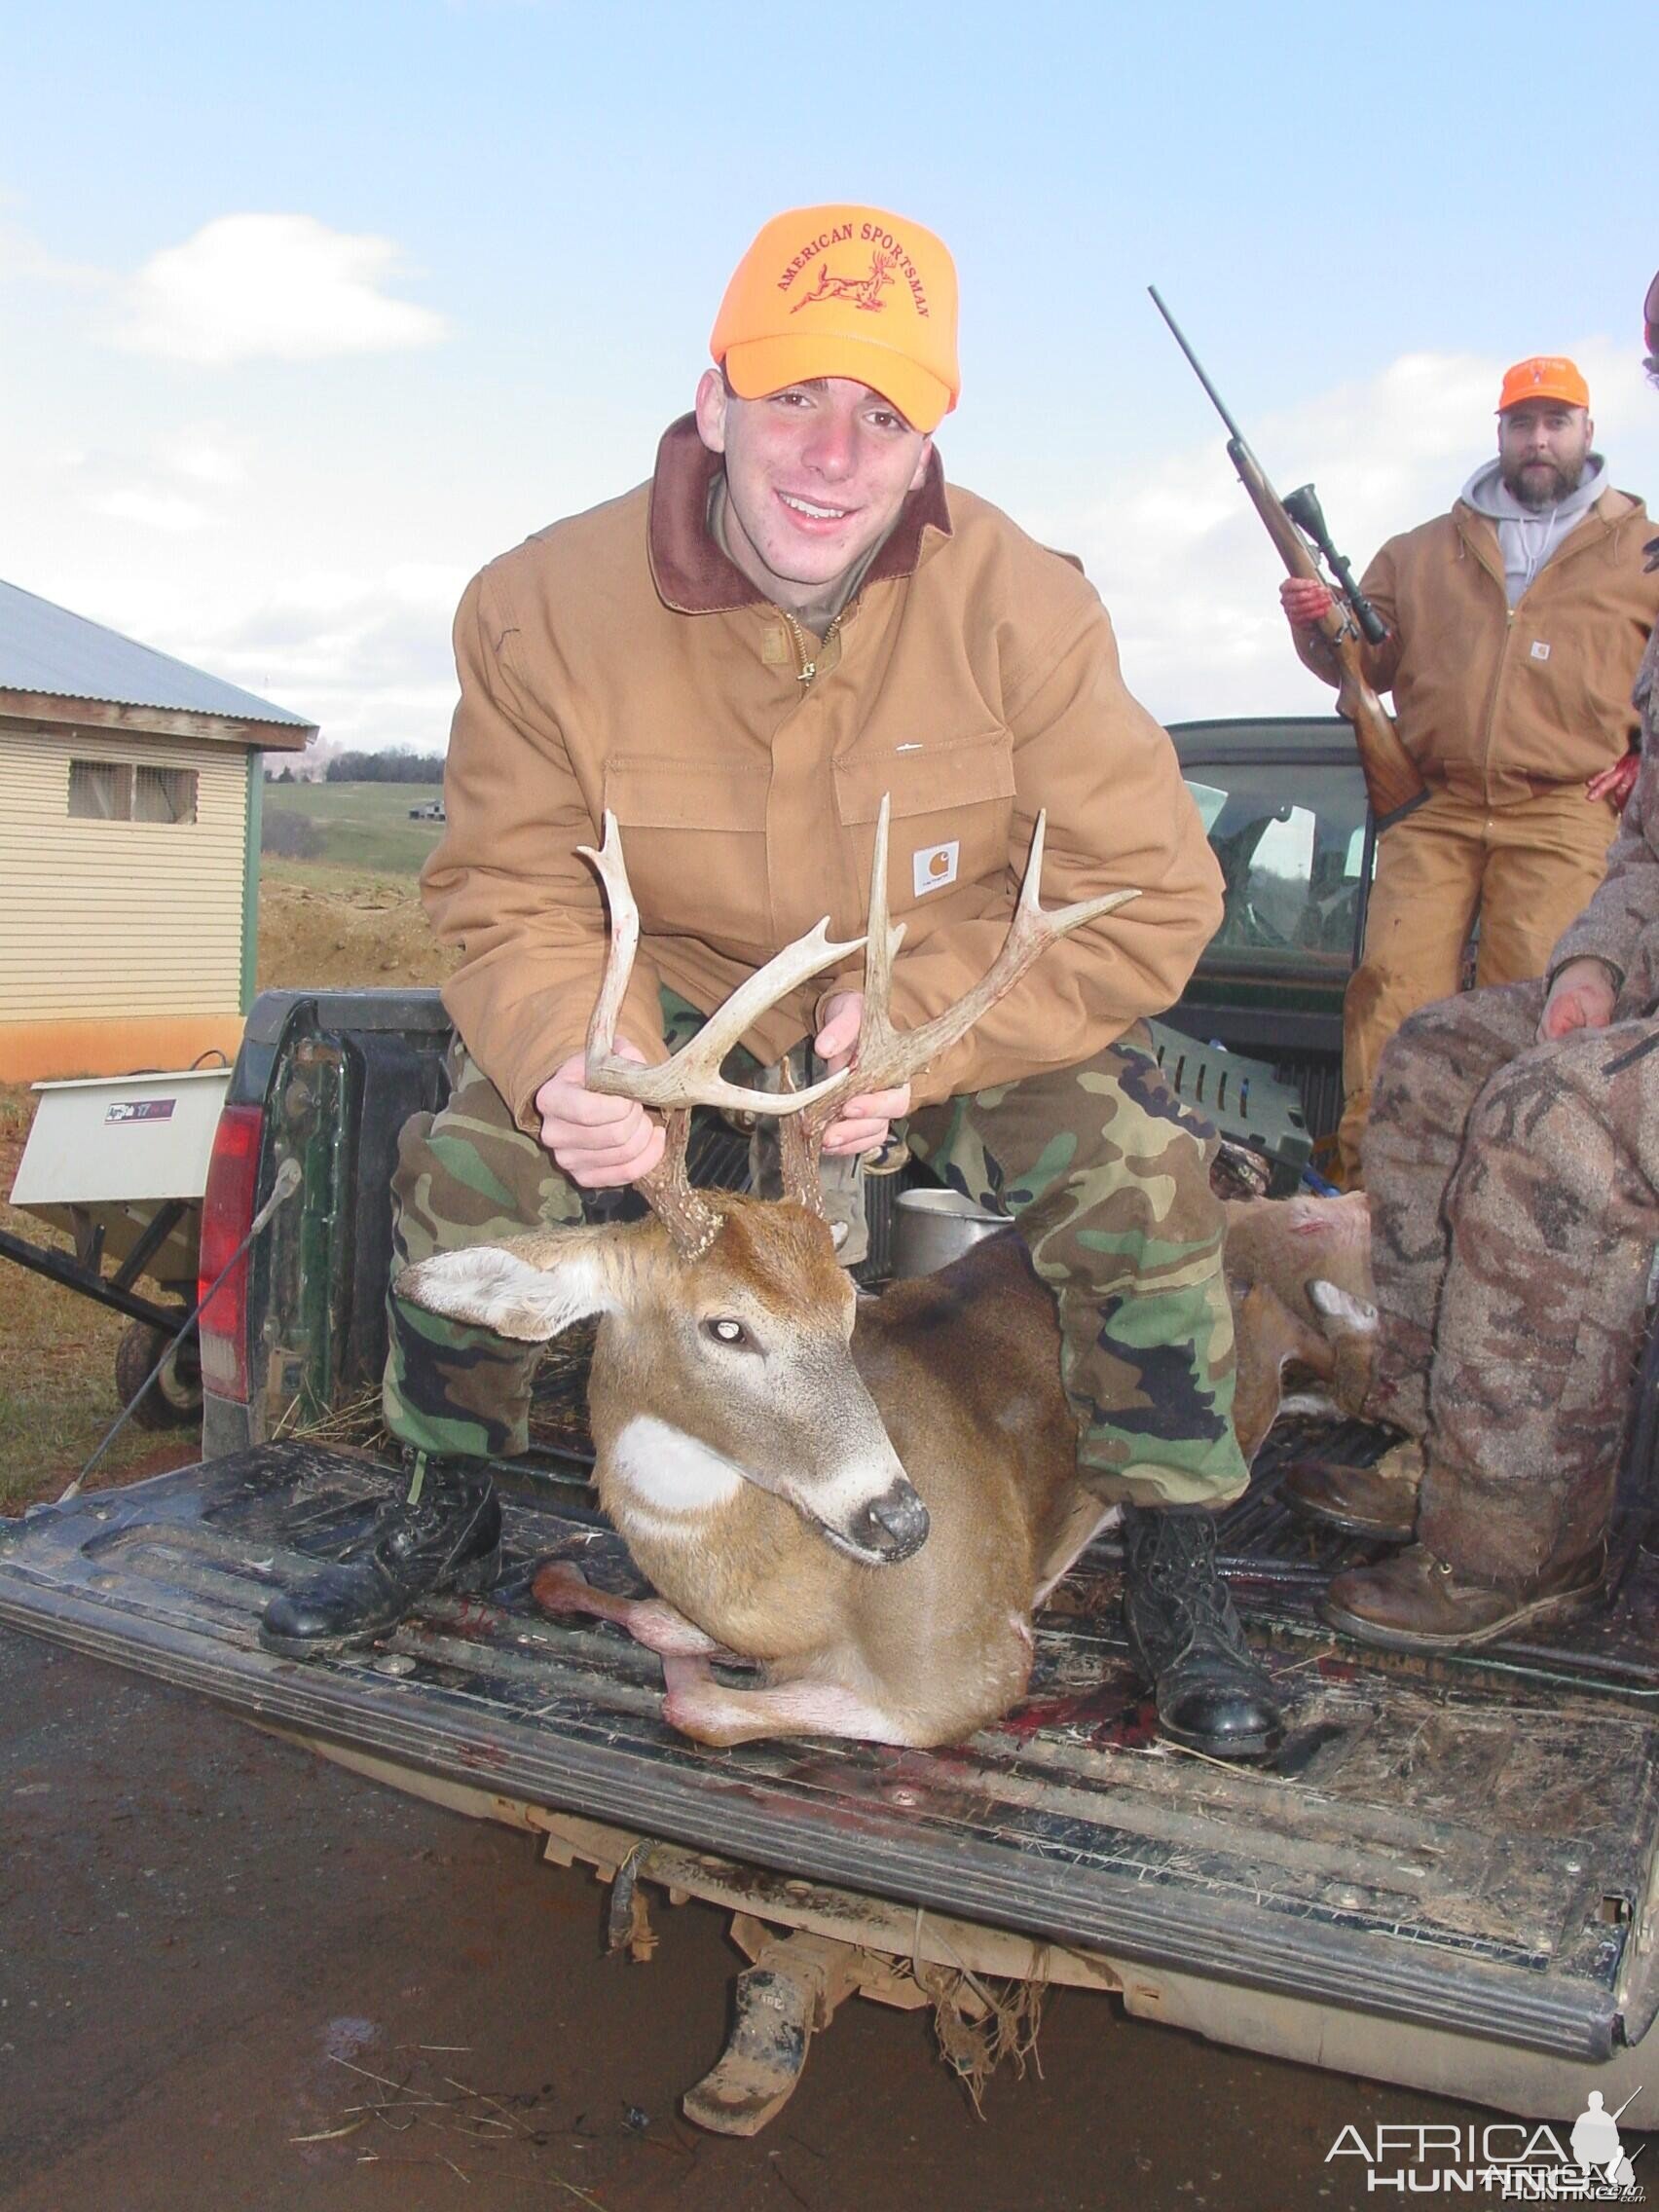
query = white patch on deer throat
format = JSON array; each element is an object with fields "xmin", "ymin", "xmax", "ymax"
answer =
[{"xmin": 610, "ymin": 1416, "xmax": 745, "ymax": 1515}]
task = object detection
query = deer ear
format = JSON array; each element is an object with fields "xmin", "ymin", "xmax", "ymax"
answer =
[{"xmin": 396, "ymin": 1227, "xmax": 621, "ymax": 1344}]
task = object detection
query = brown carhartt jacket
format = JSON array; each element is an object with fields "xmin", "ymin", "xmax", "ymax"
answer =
[
  {"xmin": 424, "ymin": 418, "xmax": 1223, "ymax": 1131},
  {"xmin": 1295, "ymin": 490, "xmax": 1659, "ymax": 806}
]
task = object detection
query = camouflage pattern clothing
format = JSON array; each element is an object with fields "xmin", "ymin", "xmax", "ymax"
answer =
[
  {"xmin": 1363, "ymin": 579, "xmax": 1659, "ymax": 1590},
  {"xmin": 386, "ymin": 996, "xmax": 1249, "ymax": 1512}
]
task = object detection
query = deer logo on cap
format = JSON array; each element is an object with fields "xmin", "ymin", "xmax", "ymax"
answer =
[{"xmin": 790, "ymin": 249, "xmax": 898, "ymax": 315}]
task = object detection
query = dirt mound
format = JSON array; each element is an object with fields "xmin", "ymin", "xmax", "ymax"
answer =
[{"xmin": 256, "ymin": 877, "xmax": 459, "ymax": 992}]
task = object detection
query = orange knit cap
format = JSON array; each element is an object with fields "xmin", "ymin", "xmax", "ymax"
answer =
[
  {"xmin": 711, "ymin": 204, "xmax": 960, "ymax": 434},
  {"xmin": 1496, "ymin": 356, "xmax": 1590, "ymax": 413}
]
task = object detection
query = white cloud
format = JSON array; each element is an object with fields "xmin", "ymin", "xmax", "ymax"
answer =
[
  {"xmin": 1062, "ymin": 341, "xmax": 1659, "ymax": 726},
  {"xmin": 58, "ymin": 424, "xmax": 249, "ymax": 535},
  {"xmin": 162, "ymin": 429, "xmax": 245, "ymax": 487},
  {"xmin": 112, "ymin": 213, "xmax": 450, "ymax": 366},
  {"xmin": 86, "ymin": 487, "xmax": 206, "ymax": 533},
  {"xmin": 155, "ymin": 565, "xmax": 470, "ymax": 749},
  {"xmin": 0, "ymin": 212, "xmax": 102, "ymax": 289}
]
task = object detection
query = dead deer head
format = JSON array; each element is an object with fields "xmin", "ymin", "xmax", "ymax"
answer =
[{"xmin": 398, "ymin": 798, "xmax": 1137, "ymax": 1572}]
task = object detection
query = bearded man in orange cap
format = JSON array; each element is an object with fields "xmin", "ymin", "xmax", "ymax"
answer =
[
  {"xmin": 260, "ymin": 203, "xmax": 1285, "ymax": 1763},
  {"xmin": 1282, "ymin": 355, "xmax": 1659, "ymax": 1188}
]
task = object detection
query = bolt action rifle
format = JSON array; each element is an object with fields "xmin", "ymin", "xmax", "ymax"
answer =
[{"xmin": 1149, "ymin": 287, "xmax": 1428, "ymax": 830}]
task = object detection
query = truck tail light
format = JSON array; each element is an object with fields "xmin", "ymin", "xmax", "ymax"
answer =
[{"xmin": 198, "ymin": 1102, "xmax": 265, "ymax": 1402}]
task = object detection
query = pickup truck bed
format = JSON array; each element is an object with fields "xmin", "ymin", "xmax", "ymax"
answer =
[{"xmin": 6, "ymin": 1419, "xmax": 1658, "ymax": 2104}]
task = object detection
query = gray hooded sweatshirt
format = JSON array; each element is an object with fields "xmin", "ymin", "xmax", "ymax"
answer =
[{"xmin": 1460, "ymin": 452, "xmax": 1608, "ymax": 607}]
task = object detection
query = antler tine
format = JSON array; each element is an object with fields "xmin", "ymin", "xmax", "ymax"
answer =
[
  {"xmin": 579, "ymin": 813, "xmax": 866, "ymax": 1118},
  {"xmin": 788, "ymin": 794, "xmax": 904, "ymax": 1170},
  {"xmin": 851, "ymin": 809, "xmax": 1139, "ymax": 1095},
  {"xmin": 581, "ymin": 811, "xmax": 642, "ymax": 1071},
  {"xmin": 783, "ymin": 805, "xmax": 1142, "ymax": 1207}
]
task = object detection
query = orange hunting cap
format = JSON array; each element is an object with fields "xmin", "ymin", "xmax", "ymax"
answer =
[
  {"xmin": 1496, "ymin": 355, "xmax": 1591, "ymax": 413},
  {"xmin": 711, "ymin": 203, "xmax": 960, "ymax": 434}
]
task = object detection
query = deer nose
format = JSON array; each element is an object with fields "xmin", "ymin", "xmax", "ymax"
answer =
[{"xmin": 855, "ymin": 1478, "xmax": 930, "ymax": 1563}]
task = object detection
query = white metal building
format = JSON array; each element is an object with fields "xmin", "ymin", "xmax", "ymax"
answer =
[{"xmin": 0, "ymin": 579, "xmax": 315, "ymax": 1082}]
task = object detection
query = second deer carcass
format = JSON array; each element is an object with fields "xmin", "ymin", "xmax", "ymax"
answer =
[
  {"xmin": 1225, "ymin": 1189, "xmax": 1376, "ymax": 1458},
  {"xmin": 398, "ymin": 800, "xmax": 1139, "ymax": 1750}
]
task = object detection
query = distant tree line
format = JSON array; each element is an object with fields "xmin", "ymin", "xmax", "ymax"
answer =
[
  {"xmin": 266, "ymin": 748, "xmax": 444, "ymax": 785},
  {"xmin": 326, "ymin": 748, "xmax": 445, "ymax": 784}
]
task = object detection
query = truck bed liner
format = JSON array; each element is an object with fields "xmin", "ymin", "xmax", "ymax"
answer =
[{"xmin": 2, "ymin": 1440, "xmax": 1656, "ymax": 2063}]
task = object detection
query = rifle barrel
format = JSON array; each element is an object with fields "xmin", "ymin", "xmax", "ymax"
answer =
[{"xmin": 1147, "ymin": 285, "xmax": 1246, "ymax": 446}]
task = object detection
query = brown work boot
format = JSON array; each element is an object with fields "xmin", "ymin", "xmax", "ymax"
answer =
[
  {"xmin": 1281, "ymin": 1438, "xmax": 1423, "ymax": 1542},
  {"xmin": 1320, "ymin": 1541, "xmax": 1605, "ymax": 1653}
]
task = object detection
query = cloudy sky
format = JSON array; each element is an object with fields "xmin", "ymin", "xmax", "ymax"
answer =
[{"xmin": 3, "ymin": 0, "xmax": 1654, "ymax": 755}]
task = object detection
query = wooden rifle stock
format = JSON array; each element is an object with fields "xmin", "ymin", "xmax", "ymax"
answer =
[{"xmin": 1228, "ymin": 440, "xmax": 1428, "ymax": 830}]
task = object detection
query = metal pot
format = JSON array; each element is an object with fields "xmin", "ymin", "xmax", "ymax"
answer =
[{"xmin": 891, "ymin": 1187, "xmax": 1010, "ymax": 1278}]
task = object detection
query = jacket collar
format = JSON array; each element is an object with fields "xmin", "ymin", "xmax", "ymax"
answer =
[
  {"xmin": 1455, "ymin": 486, "xmax": 1643, "ymax": 578},
  {"xmin": 646, "ymin": 413, "xmax": 953, "ymax": 615}
]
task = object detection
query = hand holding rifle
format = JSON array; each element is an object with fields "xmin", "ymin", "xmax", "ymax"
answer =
[
  {"xmin": 1150, "ymin": 288, "xmax": 1428, "ymax": 831},
  {"xmin": 1279, "ymin": 577, "xmax": 1336, "ymax": 631}
]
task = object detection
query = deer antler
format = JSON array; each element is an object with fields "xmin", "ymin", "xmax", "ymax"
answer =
[
  {"xmin": 578, "ymin": 812, "xmax": 866, "ymax": 1257},
  {"xmin": 778, "ymin": 798, "xmax": 1140, "ymax": 1212}
]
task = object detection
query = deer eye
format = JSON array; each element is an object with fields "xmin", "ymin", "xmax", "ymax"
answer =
[{"xmin": 703, "ymin": 1316, "xmax": 754, "ymax": 1350}]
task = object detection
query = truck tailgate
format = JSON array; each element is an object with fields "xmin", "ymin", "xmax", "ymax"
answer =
[{"xmin": 2, "ymin": 1441, "xmax": 1656, "ymax": 2062}]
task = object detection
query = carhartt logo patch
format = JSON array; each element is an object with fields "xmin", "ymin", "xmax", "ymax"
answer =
[
  {"xmin": 913, "ymin": 840, "xmax": 959, "ymax": 896},
  {"xmin": 1530, "ymin": 640, "xmax": 1552, "ymax": 661}
]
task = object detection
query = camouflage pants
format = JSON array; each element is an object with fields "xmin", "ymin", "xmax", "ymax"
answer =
[
  {"xmin": 1364, "ymin": 979, "xmax": 1659, "ymax": 1586},
  {"xmin": 385, "ymin": 997, "xmax": 1248, "ymax": 1510}
]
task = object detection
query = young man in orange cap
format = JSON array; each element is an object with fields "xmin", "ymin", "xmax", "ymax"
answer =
[
  {"xmin": 262, "ymin": 205, "xmax": 1285, "ymax": 1763},
  {"xmin": 1286, "ymin": 275, "xmax": 1659, "ymax": 1650},
  {"xmin": 1281, "ymin": 355, "xmax": 1659, "ymax": 1191}
]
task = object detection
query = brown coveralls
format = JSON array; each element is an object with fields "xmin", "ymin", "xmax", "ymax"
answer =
[
  {"xmin": 1295, "ymin": 487, "xmax": 1658, "ymax": 1183},
  {"xmin": 1364, "ymin": 595, "xmax": 1659, "ymax": 1589}
]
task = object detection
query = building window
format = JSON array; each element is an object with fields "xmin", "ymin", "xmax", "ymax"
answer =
[{"xmin": 68, "ymin": 760, "xmax": 198, "ymax": 824}]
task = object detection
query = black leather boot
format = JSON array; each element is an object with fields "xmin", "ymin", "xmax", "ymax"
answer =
[
  {"xmin": 1120, "ymin": 1503, "xmax": 1283, "ymax": 1761},
  {"xmin": 259, "ymin": 1453, "xmax": 502, "ymax": 1658}
]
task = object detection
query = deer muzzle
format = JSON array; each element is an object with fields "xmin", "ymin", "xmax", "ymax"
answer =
[{"xmin": 845, "ymin": 1476, "xmax": 930, "ymax": 1564}]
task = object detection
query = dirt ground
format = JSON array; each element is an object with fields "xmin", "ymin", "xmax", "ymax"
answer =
[{"xmin": 255, "ymin": 871, "xmax": 458, "ymax": 994}]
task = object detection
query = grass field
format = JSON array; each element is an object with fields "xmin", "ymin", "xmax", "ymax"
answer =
[{"xmin": 263, "ymin": 777, "xmax": 447, "ymax": 875}]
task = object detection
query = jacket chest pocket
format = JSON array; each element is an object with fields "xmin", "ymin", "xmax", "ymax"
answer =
[
  {"xmin": 601, "ymin": 757, "xmax": 771, "ymax": 948},
  {"xmin": 833, "ymin": 731, "xmax": 1016, "ymax": 914}
]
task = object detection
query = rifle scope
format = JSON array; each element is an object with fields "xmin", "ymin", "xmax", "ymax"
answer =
[{"xmin": 1283, "ymin": 484, "xmax": 1389, "ymax": 646}]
